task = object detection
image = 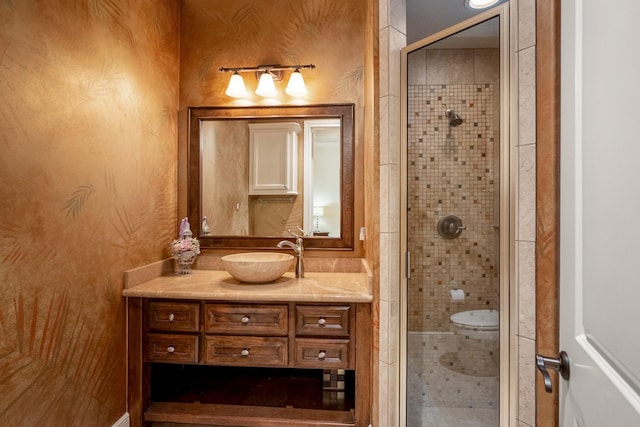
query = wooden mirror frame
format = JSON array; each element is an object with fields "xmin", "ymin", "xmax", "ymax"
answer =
[{"xmin": 188, "ymin": 103, "xmax": 355, "ymax": 250}]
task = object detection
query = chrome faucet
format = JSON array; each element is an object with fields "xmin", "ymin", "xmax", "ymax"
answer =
[{"xmin": 277, "ymin": 230, "xmax": 304, "ymax": 278}]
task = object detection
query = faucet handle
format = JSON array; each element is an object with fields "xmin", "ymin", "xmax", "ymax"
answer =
[{"xmin": 288, "ymin": 227, "xmax": 308, "ymax": 239}]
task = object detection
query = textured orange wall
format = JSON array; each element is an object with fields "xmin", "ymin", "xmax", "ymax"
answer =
[
  {"xmin": 0, "ymin": 1, "xmax": 179, "ymax": 425},
  {"xmin": 178, "ymin": 0, "xmax": 367, "ymax": 257}
]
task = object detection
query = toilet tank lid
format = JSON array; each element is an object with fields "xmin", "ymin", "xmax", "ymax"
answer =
[{"xmin": 450, "ymin": 309, "xmax": 499, "ymax": 328}]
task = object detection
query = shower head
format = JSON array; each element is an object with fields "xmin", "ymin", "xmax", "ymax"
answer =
[{"xmin": 445, "ymin": 108, "xmax": 463, "ymax": 127}]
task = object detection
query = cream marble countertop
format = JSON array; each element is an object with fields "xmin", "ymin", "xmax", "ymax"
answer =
[{"xmin": 122, "ymin": 269, "xmax": 372, "ymax": 303}]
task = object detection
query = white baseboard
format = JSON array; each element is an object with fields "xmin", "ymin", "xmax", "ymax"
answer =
[{"xmin": 112, "ymin": 412, "xmax": 129, "ymax": 427}]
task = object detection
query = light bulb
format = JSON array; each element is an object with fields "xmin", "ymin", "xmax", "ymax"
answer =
[
  {"xmin": 285, "ymin": 70, "xmax": 307, "ymax": 97},
  {"xmin": 225, "ymin": 72, "xmax": 248, "ymax": 98},
  {"xmin": 255, "ymin": 72, "xmax": 277, "ymax": 97},
  {"xmin": 466, "ymin": 0, "xmax": 500, "ymax": 9}
]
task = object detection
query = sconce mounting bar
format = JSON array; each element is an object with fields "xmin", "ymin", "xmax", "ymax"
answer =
[{"xmin": 219, "ymin": 64, "xmax": 315, "ymax": 74}]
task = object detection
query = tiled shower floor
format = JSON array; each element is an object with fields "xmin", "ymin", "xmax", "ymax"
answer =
[{"xmin": 406, "ymin": 332, "xmax": 499, "ymax": 427}]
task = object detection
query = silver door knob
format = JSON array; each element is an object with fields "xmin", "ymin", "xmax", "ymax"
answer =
[{"xmin": 535, "ymin": 351, "xmax": 570, "ymax": 393}]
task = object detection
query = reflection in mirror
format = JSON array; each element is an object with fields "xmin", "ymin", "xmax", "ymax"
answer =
[
  {"xmin": 304, "ymin": 119, "xmax": 341, "ymax": 237},
  {"xmin": 189, "ymin": 104, "xmax": 354, "ymax": 250}
]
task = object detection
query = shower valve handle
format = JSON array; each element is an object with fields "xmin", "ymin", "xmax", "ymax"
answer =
[
  {"xmin": 535, "ymin": 351, "xmax": 570, "ymax": 393},
  {"xmin": 437, "ymin": 215, "xmax": 465, "ymax": 239}
]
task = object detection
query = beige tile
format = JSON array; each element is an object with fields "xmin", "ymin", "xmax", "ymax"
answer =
[
  {"xmin": 518, "ymin": 336, "xmax": 536, "ymax": 426},
  {"xmin": 518, "ymin": 0, "xmax": 536, "ymax": 50},
  {"xmin": 378, "ymin": 361, "xmax": 391, "ymax": 426},
  {"xmin": 379, "ymin": 0, "xmax": 389, "ymax": 29},
  {"xmin": 518, "ymin": 241, "xmax": 536, "ymax": 339},
  {"xmin": 388, "ymin": 94, "xmax": 402, "ymax": 166},
  {"xmin": 387, "ymin": 300, "xmax": 399, "ymax": 365},
  {"xmin": 518, "ymin": 144, "xmax": 536, "ymax": 242},
  {"xmin": 408, "ymin": 49, "xmax": 427, "ymax": 86},
  {"xmin": 390, "ymin": 0, "xmax": 406, "ymax": 35},
  {"xmin": 380, "ymin": 27, "xmax": 390, "ymax": 98},
  {"xmin": 387, "ymin": 360, "xmax": 399, "ymax": 427},
  {"xmin": 388, "ymin": 164, "xmax": 400, "ymax": 233},
  {"xmin": 474, "ymin": 48, "xmax": 500, "ymax": 84},
  {"xmin": 380, "ymin": 95, "xmax": 390, "ymax": 165},
  {"xmin": 379, "ymin": 300, "xmax": 391, "ymax": 363},
  {"xmin": 405, "ymin": 83, "xmax": 499, "ymax": 330},
  {"xmin": 426, "ymin": 49, "xmax": 474, "ymax": 85},
  {"xmin": 378, "ymin": 301, "xmax": 398, "ymax": 366},
  {"xmin": 518, "ymin": 46, "xmax": 536, "ymax": 147},
  {"xmin": 389, "ymin": 28, "xmax": 406, "ymax": 99},
  {"xmin": 387, "ymin": 233, "xmax": 400, "ymax": 303},
  {"xmin": 380, "ymin": 164, "xmax": 390, "ymax": 233},
  {"xmin": 380, "ymin": 232, "xmax": 390, "ymax": 301}
]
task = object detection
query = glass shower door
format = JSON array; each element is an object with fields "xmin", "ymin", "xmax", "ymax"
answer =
[{"xmin": 401, "ymin": 6, "xmax": 510, "ymax": 427}]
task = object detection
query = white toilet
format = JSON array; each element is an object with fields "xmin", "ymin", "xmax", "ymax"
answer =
[
  {"xmin": 448, "ymin": 309, "xmax": 499, "ymax": 376},
  {"xmin": 450, "ymin": 309, "xmax": 500, "ymax": 340}
]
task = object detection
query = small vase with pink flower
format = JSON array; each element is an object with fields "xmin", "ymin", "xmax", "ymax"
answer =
[{"xmin": 170, "ymin": 218, "xmax": 201, "ymax": 274}]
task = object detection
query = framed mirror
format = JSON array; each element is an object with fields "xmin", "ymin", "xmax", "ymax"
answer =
[{"xmin": 188, "ymin": 104, "xmax": 354, "ymax": 250}]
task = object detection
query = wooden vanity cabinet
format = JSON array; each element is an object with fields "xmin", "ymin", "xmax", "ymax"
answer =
[{"xmin": 127, "ymin": 298, "xmax": 371, "ymax": 427}]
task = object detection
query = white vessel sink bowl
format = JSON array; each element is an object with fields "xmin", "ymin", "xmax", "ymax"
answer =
[{"xmin": 221, "ymin": 252, "xmax": 295, "ymax": 283}]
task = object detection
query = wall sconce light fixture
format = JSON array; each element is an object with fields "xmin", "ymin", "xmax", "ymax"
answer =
[{"xmin": 220, "ymin": 64, "xmax": 315, "ymax": 98}]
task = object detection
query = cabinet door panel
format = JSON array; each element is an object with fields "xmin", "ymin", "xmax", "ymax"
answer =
[
  {"xmin": 146, "ymin": 333, "xmax": 199, "ymax": 364},
  {"xmin": 204, "ymin": 336, "xmax": 288, "ymax": 367},
  {"xmin": 249, "ymin": 122, "xmax": 300, "ymax": 195},
  {"xmin": 294, "ymin": 338, "xmax": 350, "ymax": 369},
  {"xmin": 295, "ymin": 305, "xmax": 350, "ymax": 337},
  {"xmin": 147, "ymin": 301, "xmax": 200, "ymax": 332},
  {"xmin": 204, "ymin": 304, "xmax": 288, "ymax": 336}
]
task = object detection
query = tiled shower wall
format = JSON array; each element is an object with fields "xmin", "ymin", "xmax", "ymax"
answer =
[{"xmin": 407, "ymin": 81, "xmax": 499, "ymax": 332}]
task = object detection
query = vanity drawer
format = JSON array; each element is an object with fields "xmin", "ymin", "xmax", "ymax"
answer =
[
  {"xmin": 203, "ymin": 336, "xmax": 288, "ymax": 367},
  {"xmin": 295, "ymin": 305, "xmax": 350, "ymax": 337},
  {"xmin": 146, "ymin": 333, "xmax": 199, "ymax": 364},
  {"xmin": 147, "ymin": 301, "xmax": 200, "ymax": 332},
  {"xmin": 204, "ymin": 303, "xmax": 288, "ymax": 336},
  {"xmin": 294, "ymin": 338, "xmax": 350, "ymax": 369}
]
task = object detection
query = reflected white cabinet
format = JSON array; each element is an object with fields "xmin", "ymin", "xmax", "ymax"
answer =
[{"xmin": 248, "ymin": 122, "xmax": 301, "ymax": 195}]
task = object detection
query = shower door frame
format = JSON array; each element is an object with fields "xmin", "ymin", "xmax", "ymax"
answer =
[{"xmin": 399, "ymin": 4, "xmax": 514, "ymax": 426}]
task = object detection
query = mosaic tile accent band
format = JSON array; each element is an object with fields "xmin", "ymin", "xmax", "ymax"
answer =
[
  {"xmin": 407, "ymin": 84, "xmax": 499, "ymax": 332},
  {"xmin": 323, "ymin": 368, "xmax": 346, "ymax": 390}
]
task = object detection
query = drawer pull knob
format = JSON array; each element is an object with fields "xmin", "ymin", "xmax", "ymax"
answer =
[
  {"xmin": 318, "ymin": 351, "xmax": 327, "ymax": 360},
  {"xmin": 167, "ymin": 346, "xmax": 175, "ymax": 353},
  {"xmin": 168, "ymin": 313, "xmax": 175, "ymax": 322},
  {"xmin": 318, "ymin": 317, "xmax": 327, "ymax": 326},
  {"xmin": 241, "ymin": 349, "xmax": 250, "ymax": 357},
  {"xmin": 241, "ymin": 316, "xmax": 250, "ymax": 324}
]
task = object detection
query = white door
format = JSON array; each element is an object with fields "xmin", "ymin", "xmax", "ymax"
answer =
[{"xmin": 559, "ymin": 0, "xmax": 640, "ymax": 425}]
